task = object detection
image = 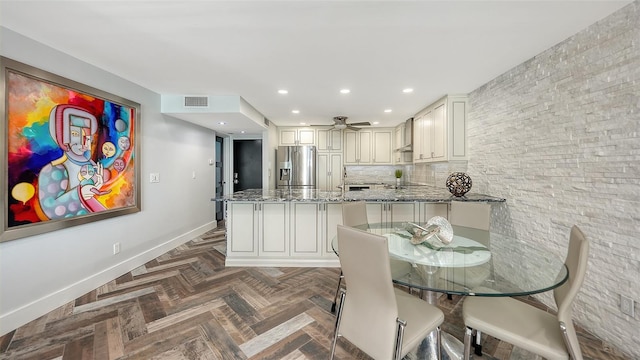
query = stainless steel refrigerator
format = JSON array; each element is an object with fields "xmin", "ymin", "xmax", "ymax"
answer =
[{"xmin": 276, "ymin": 145, "xmax": 317, "ymax": 189}]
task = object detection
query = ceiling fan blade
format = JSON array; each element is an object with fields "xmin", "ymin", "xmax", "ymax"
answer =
[
  {"xmin": 348, "ymin": 122, "xmax": 371, "ymax": 126},
  {"xmin": 346, "ymin": 125, "xmax": 362, "ymax": 131}
]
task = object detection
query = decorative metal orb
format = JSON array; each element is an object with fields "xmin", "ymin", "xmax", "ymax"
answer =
[{"xmin": 446, "ymin": 172, "xmax": 472, "ymax": 197}]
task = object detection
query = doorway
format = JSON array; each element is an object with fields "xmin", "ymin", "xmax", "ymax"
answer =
[
  {"xmin": 233, "ymin": 139, "xmax": 262, "ymax": 192},
  {"xmin": 215, "ymin": 136, "xmax": 224, "ymax": 221}
]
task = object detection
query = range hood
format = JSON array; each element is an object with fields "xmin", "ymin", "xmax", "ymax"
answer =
[{"xmin": 398, "ymin": 118, "xmax": 413, "ymax": 152}]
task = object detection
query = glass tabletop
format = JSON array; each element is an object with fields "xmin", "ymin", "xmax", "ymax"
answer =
[{"xmin": 332, "ymin": 222, "xmax": 568, "ymax": 297}]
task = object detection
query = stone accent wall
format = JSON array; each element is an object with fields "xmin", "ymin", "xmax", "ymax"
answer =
[{"xmin": 466, "ymin": 1, "xmax": 639, "ymax": 357}]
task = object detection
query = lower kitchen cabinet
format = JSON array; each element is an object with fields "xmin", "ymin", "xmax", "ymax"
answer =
[
  {"xmin": 418, "ymin": 202, "xmax": 449, "ymax": 222},
  {"xmin": 321, "ymin": 202, "xmax": 343, "ymax": 258},
  {"xmin": 290, "ymin": 202, "xmax": 342, "ymax": 258},
  {"xmin": 365, "ymin": 202, "xmax": 418, "ymax": 235},
  {"xmin": 290, "ymin": 203, "xmax": 320, "ymax": 256},
  {"xmin": 227, "ymin": 202, "xmax": 288, "ymax": 258},
  {"xmin": 225, "ymin": 200, "xmax": 452, "ymax": 266}
]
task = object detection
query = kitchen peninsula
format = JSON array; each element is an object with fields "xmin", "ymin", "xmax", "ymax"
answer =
[{"xmin": 215, "ymin": 187, "xmax": 505, "ymax": 267}]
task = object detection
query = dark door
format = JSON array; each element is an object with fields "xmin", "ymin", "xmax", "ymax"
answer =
[
  {"xmin": 233, "ymin": 139, "xmax": 262, "ymax": 191},
  {"xmin": 215, "ymin": 136, "xmax": 224, "ymax": 221}
]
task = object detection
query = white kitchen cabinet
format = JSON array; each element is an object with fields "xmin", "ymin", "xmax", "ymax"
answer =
[
  {"xmin": 317, "ymin": 152, "xmax": 343, "ymax": 191},
  {"xmin": 344, "ymin": 129, "xmax": 392, "ymax": 165},
  {"xmin": 365, "ymin": 202, "xmax": 417, "ymax": 234},
  {"xmin": 372, "ymin": 130, "xmax": 393, "ymax": 164},
  {"xmin": 227, "ymin": 202, "xmax": 288, "ymax": 258},
  {"xmin": 290, "ymin": 202, "xmax": 342, "ymax": 259},
  {"xmin": 290, "ymin": 202, "xmax": 321, "ymax": 257},
  {"xmin": 321, "ymin": 202, "xmax": 343, "ymax": 258},
  {"xmin": 418, "ymin": 203, "xmax": 449, "ymax": 223},
  {"xmin": 413, "ymin": 95, "xmax": 468, "ymax": 163},
  {"xmin": 394, "ymin": 122, "xmax": 413, "ymax": 164},
  {"xmin": 316, "ymin": 128, "xmax": 342, "ymax": 152},
  {"xmin": 279, "ymin": 127, "xmax": 316, "ymax": 146}
]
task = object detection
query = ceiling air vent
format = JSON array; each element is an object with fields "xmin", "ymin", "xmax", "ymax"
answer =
[{"xmin": 184, "ymin": 96, "xmax": 209, "ymax": 108}]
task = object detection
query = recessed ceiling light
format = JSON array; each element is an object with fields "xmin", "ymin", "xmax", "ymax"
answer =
[
  {"xmin": 241, "ymin": 131, "xmax": 246, "ymax": 134},
  {"xmin": 278, "ymin": 89, "xmax": 288, "ymax": 94},
  {"xmin": 384, "ymin": 109, "xmax": 392, "ymax": 113},
  {"xmin": 292, "ymin": 110, "xmax": 300, "ymax": 114},
  {"xmin": 218, "ymin": 122, "xmax": 226, "ymax": 125},
  {"xmin": 402, "ymin": 88, "xmax": 414, "ymax": 93},
  {"xmin": 373, "ymin": 121, "xmax": 380, "ymax": 125},
  {"xmin": 340, "ymin": 89, "xmax": 351, "ymax": 94},
  {"xmin": 300, "ymin": 122, "xmax": 306, "ymax": 125}
]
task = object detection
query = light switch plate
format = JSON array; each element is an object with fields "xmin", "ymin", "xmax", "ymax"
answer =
[{"xmin": 150, "ymin": 173, "xmax": 160, "ymax": 183}]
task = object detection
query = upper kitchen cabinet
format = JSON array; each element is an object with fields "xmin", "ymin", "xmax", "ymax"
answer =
[
  {"xmin": 344, "ymin": 129, "xmax": 393, "ymax": 165},
  {"xmin": 394, "ymin": 119, "xmax": 413, "ymax": 164},
  {"xmin": 279, "ymin": 127, "xmax": 316, "ymax": 146},
  {"xmin": 316, "ymin": 128, "xmax": 342, "ymax": 152},
  {"xmin": 413, "ymin": 95, "xmax": 468, "ymax": 163}
]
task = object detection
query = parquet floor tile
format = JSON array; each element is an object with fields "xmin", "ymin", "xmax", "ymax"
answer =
[{"xmin": 0, "ymin": 224, "xmax": 630, "ymax": 359}]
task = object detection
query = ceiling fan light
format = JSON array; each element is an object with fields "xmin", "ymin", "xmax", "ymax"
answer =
[{"xmin": 335, "ymin": 124, "xmax": 347, "ymax": 130}]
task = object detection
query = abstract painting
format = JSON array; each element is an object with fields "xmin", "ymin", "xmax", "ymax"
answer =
[{"xmin": 1, "ymin": 57, "xmax": 140, "ymax": 242}]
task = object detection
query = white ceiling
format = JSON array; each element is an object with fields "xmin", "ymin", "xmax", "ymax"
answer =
[{"xmin": 0, "ymin": 0, "xmax": 632, "ymax": 135}]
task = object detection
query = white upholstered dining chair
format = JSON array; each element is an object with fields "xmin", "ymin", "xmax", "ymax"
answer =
[
  {"xmin": 462, "ymin": 225, "xmax": 589, "ymax": 360},
  {"xmin": 331, "ymin": 201, "xmax": 368, "ymax": 313},
  {"xmin": 330, "ymin": 225, "xmax": 445, "ymax": 360}
]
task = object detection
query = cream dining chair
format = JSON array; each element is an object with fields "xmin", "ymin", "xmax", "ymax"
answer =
[
  {"xmin": 330, "ymin": 225, "xmax": 445, "ymax": 360},
  {"xmin": 462, "ymin": 225, "xmax": 590, "ymax": 360},
  {"xmin": 331, "ymin": 201, "xmax": 368, "ymax": 313}
]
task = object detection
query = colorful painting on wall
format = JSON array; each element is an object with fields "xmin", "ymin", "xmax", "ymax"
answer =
[{"xmin": 1, "ymin": 57, "xmax": 141, "ymax": 242}]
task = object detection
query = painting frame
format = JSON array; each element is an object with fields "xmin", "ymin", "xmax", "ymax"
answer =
[{"xmin": 1, "ymin": 56, "xmax": 141, "ymax": 242}]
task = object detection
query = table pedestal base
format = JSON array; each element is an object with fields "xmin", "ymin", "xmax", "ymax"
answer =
[{"xmin": 408, "ymin": 289, "xmax": 464, "ymax": 360}]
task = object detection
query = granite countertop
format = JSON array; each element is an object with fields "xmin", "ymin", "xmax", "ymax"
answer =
[{"xmin": 213, "ymin": 187, "xmax": 505, "ymax": 203}]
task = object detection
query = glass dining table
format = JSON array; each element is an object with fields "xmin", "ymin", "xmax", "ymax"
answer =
[{"xmin": 331, "ymin": 222, "xmax": 568, "ymax": 360}]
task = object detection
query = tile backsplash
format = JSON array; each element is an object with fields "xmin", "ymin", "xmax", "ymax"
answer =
[{"xmin": 344, "ymin": 162, "xmax": 468, "ymax": 187}]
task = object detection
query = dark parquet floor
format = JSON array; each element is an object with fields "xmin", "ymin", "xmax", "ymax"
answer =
[{"xmin": 0, "ymin": 223, "xmax": 630, "ymax": 360}]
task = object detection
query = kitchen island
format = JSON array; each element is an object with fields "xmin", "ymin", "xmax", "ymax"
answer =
[{"xmin": 215, "ymin": 187, "xmax": 505, "ymax": 267}]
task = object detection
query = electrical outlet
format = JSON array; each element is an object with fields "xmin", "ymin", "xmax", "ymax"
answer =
[
  {"xmin": 620, "ymin": 294, "xmax": 634, "ymax": 317},
  {"xmin": 113, "ymin": 242, "xmax": 121, "ymax": 255}
]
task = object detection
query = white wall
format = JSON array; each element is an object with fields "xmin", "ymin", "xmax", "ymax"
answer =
[
  {"xmin": 466, "ymin": 2, "xmax": 639, "ymax": 358},
  {"xmin": 0, "ymin": 28, "xmax": 217, "ymax": 334}
]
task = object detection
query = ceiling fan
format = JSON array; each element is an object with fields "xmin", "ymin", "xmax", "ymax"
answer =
[{"xmin": 320, "ymin": 116, "xmax": 371, "ymax": 131}]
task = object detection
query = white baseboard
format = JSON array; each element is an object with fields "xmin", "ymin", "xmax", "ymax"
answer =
[
  {"xmin": 0, "ymin": 221, "xmax": 217, "ymax": 336},
  {"xmin": 225, "ymin": 258, "xmax": 340, "ymax": 268}
]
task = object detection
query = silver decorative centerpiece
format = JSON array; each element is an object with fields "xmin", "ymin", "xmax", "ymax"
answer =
[
  {"xmin": 406, "ymin": 216, "xmax": 453, "ymax": 248},
  {"xmin": 446, "ymin": 172, "xmax": 472, "ymax": 197}
]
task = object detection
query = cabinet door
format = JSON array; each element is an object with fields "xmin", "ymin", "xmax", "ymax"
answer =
[
  {"xmin": 260, "ymin": 202, "xmax": 288, "ymax": 256},
  {"xmin": 358, "ymin": 131, "xmax": 372, "ymax": 163},
  {"xmin": 372, "ymin": 130, "xmax": 392, "ymax": 164},
  {"xmin": 413, "ymin": 115, "xmax": 425, "ymax": 162},
  {"xmin": 432, "ymin": 102, "xmax": 446, "ymax": 160},
  {"xmin": 317, "ymin": 153, "xmax": 330, "ymax": 191},
  {"xmin": 322, "ymin": 203, "xmax": 343, "ymax": 257},
  {"xmin": 228, "ymin": 203, "xmax": 257, "ymax": 255},
  {"xmin": 329, "ymin": 153, "xmax": 343, "ymax": 190},
  {"xmin": 389, "ymin": 202, "xmax": 416, "ymax": 223},
  {"xmin": 365, "ymin": 203, "xmax": 384, "ymax": 234},
  {"xmin": 317, "ymin": 129, "xmax": 343, "ymax": 152},
  {"xmin": 290, "ymin": 203, "xmax": 320, "ymax": 256},
  {"xmin": 343, "ymin": 131, "xmax": 359, "ymax": 164},
  {"xmin": 420, "ymin": 203, "xmax": 449, "ymax": 222},
  {"xmin": 317, "ymin": 153, "xmax": 343, "ymax": 191},
  {"xmin": 298, "ymin": 129, "xmax": 315, "ymax": 145},
  {"xmin": 329, "ymin": 129, "xmax": 342, "ymax": 151},
  {"xmin": 280, "ymin": 129, "xmax": 297, "ymax": 146}
]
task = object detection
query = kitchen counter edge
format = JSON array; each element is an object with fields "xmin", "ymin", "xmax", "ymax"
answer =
[{"xmin": 212, "ymin": 188, "xmax": 505, "ymax": 203}]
